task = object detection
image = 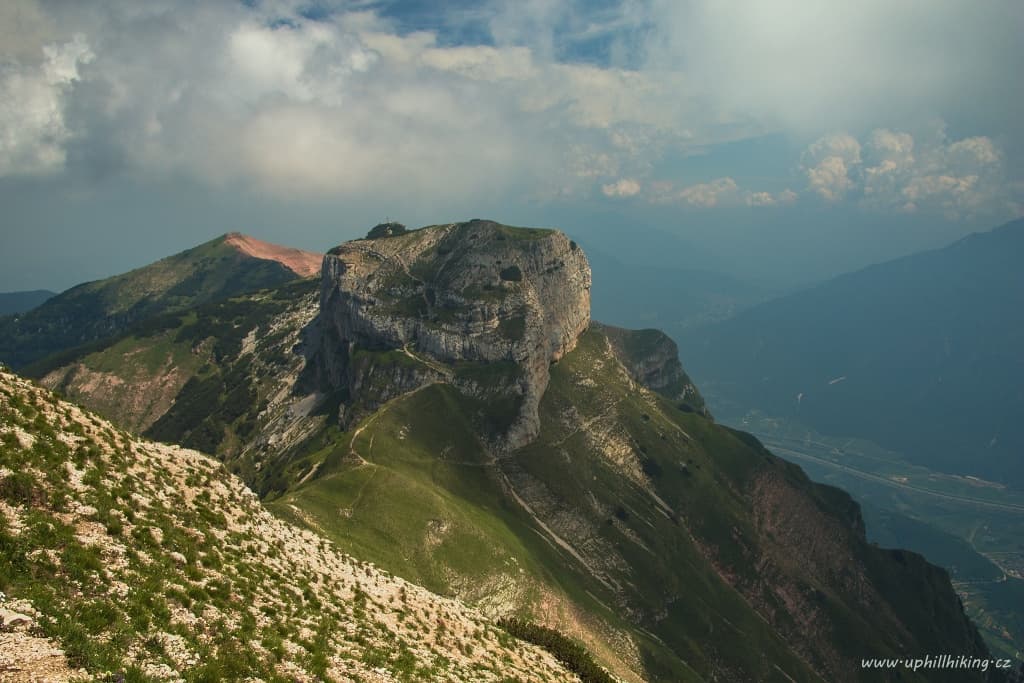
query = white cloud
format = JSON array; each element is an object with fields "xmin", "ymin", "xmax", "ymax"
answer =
[
  {"xmin": 0, "ymin": 1, "xmax": 759, "ymax": 201},
  {"xmin": 648, "ymin": 177, "xmax": 797, "ymax": 208},
  {"xmin": 419, "ymin": 44, "xmax": 534, "ymax": 81},
  {"xmin": 801, "ymin": 129, "xmax": 1013, "ymax": 218},
  {"xmin": 746, "ymin": 189, "xmax": 797, "ymax": 207},
  {"xmin": 801, "ymin": 133, "xmax": 861, "ymax": 201},
  {"xmin": 601, "ymin": 178, "xmax": 640, "ymax": 198},
  {"xmin": 677, "ymin": 177, "xmax": 739, "ymax": 208},
  {"xmin": 0, "ymin": 33, "xmax": 93, "ymax": 175},
  {"xmin": 0, "ymin": 0, "xmax": 1018, "ymax": 220}
]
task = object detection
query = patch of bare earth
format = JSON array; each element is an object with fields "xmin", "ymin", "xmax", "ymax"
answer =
[
  {"xmin": 224, "ymin": 233, "xmax": 322, "ymax": 278},
  {"xmin": 0, "ymin": 600, "xmax": 80, "ymax": 683}
]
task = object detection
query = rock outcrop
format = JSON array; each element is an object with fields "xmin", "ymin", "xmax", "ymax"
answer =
[
  {"xmin": 318, "ymin": 220, "xmax": 591, "ymax": 449},
  {"xmin": 597, "ymin": 323, "xmax": 710, "ymax": 417}
]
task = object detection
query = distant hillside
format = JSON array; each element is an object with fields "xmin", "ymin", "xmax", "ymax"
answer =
[
  {"xmin": 588, "ymin": 247, "xmax": 767, "ymax": 335},
  {"xmin": 680, "ymin": 218, "xmax": 1024, "ymax": 488},
  {"xmin": 0, "ymin": 289, "xmax": 55, "ymax": 315},
  {"xmin": 0, "ymin": 234, "xmax": 322, "ymax": 370}
]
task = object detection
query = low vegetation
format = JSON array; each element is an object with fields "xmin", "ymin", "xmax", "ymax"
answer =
[
  {"xmin": 0, "ymin": 367, "xmax": 581, "ymax": 681},
  {"xmin": 497, "ymin": 617, "xmax": 616, "ymax": 683}
]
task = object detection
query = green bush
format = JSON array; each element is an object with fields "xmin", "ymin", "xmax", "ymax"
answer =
[
  {"xmin": 0, "ymin": 471, "xmax": 43, "ymax": 506},
  {"xmin": 496, "ymin": 617, "xmax": 614, "ymax": 683},
  {"xmin": 499, "ymin": 265, "xmax": 523, "ymax": 282},
  {"xmin": 366, "ymin": 222, "xmax": 408, "ymax": 239}
]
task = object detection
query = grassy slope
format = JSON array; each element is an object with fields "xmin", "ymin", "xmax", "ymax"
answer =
[
  {"xmin": 272, "ymin": 327, "xmax": 994, "ymax": 682},
  {"xmin": 28, "ymin": 280, "xmax": 318, "ymax": 478},
  {"xmin": 511, "ymin": 330, "xmax": 818, "ymax": 681},
  {"xmin": 0, "ymin": 368, "xmax": 587, "ymax": 682},
  {"xmin": 272, "ymin": 383, "xmax": 690, "ymax": 683},
  {"xmin": 0, "ymin": 235, "xmax": 307, "ymax": 369}
]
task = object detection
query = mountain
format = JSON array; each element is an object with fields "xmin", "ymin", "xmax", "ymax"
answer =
[
  {"xmin": 0, "ymin": 367, "xmax": 593, "ymax": 682},
  {"xmin": 0, "ymin": 290, "xmax": 56, "ymax": 316},
  {"xmin": 25, "ymin": 220, "xmax": 1000, "ymax": 681},
  {"xmin": 0, "ymin": 233, "xmax": 322, "ymax": 370},
  {"xmin": 679, "ymin": 218, "xmax": 1024, "ymax": 489}
]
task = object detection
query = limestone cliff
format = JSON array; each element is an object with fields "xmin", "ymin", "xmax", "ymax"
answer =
[
  {"xmin": 597, "ymin": 322, "xmax": 710, "ymax": 417},
  {"xmin": 318, "ymin": 219, "xmax": 591, "ymax": 449}
]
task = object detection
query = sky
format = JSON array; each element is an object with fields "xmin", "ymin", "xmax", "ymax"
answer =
[{"xmin": 1, "ymin": 0, "xmax": 1021, "ymax": 292}]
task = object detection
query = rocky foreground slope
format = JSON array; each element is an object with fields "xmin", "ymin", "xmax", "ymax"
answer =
[{"xmin": 0, "ymin": 367, "xmax": 582, "ymax": 682}]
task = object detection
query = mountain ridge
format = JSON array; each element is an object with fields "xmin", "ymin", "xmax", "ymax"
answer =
[
  {"xmin": 0, "ymin": 233, "xmax": 322, "ymax": 370},
  {"xmin": 11, "ymin": 220, "xmax": 1003, "ymax": 681}
]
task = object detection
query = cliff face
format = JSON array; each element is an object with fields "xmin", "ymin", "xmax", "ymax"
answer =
[
  {"xmin": 597, "ymin": 322, "xmax": 710, "ymax": 417},
  {"xmin": 318, "ymin": 219, "xmax": 591, "ymax": 449}
]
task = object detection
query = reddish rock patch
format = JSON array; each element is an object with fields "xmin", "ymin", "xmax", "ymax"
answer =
[{"xmin": 224, "ymin": 232, "xmax": 322, "ymax": 278}]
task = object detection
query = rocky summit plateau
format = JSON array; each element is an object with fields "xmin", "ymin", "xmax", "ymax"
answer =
[
  {"xmin": 0, "ymin": 220, "xmax": 1004, "ymax": 682},
  {"xmin": 318, "ymin": 219, "xmax": 591, "ymax": 449}
]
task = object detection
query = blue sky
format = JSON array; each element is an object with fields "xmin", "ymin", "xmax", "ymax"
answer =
[{"xmin": 1, "ymin": 0, "xmax": 1021, "ymax": 291}]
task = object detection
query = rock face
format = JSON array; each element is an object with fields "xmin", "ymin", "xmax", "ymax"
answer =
[
  {"xmin": 597, "ymin": 323, "xmax": 710, "ymax": 417},
  {"xmin": 319, "ymin": 220, "xmax": 591, "ymax": 448}
]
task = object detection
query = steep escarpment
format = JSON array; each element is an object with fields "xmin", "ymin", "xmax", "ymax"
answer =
[{"xmin": 318, "ymin": 219, "xmax": 591, "ymax": 449}]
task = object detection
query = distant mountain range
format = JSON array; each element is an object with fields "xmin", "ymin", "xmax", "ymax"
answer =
[
  {"xmin": 0, "ymin": 289, "xmax": 56, "ymax": 315},
  {"xmin": 6, "ymin": 220, "xmax": 999, "ymax": 681},
  {"xmin": 0, "ymin": 233, "xmax": 321, "ymax": 370},
  {"xmin": 679, "ymin": 217, "xmax": 1024, "ymax": 489}
]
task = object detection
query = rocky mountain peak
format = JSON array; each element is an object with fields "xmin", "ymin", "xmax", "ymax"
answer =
[{"xmin": 318, "ymin": 220, "xmax": 591, "ymax": 448}]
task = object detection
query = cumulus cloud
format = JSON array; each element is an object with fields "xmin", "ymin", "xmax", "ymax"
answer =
[
  {"xmin": 0, "ymin": 0, "xmax": 762, "ymax": 201},
  {"xmin": 0, "ymin": 0, "xmax": 1018, "ymax": 219},
  {"xmin": 651, "ymin": 177, "xmax": 795, "ymax": 208},
  {"xmin": 601, "ymin": 177, "xmax": 640, "ymax": 198},
  {"xmin": 0, "ymin": 33, "xmax": 92, "ymax": 175},
  {"xmin": 746, "ymin": 189, "xmax": 798, "ymax": 207},
  {"xmin": 801, "ymin": 129, "xmax": 1014, "ymax": 218},
  {"xmin": 801, "ymin": 134, "xmax": 862, "ymax": 201},
  {"xmin": 677, "ymin": 177, "xmax": 740, "ymax": 208}
]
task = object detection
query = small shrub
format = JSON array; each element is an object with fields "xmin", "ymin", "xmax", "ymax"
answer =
[
  {"xmin": 496, "ymin": 618, "xmax": 615, "ymax": 683},
  {"xmin": 0, "ymin": 471, "xmax": 44, "ymax": 507},
  {"xmin": 499, "ymin": 265, "xmax": 523, "ymax": 282}
]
